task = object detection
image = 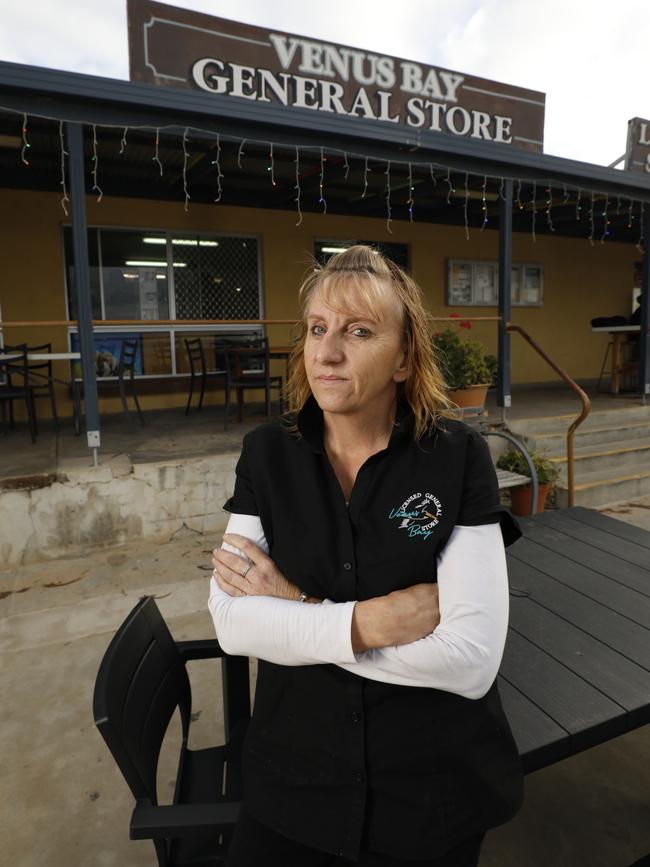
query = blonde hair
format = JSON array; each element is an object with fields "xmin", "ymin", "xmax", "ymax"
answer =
[{"xmin": 284, "ymin": 244, "xmax": 455, "ymax": 440}]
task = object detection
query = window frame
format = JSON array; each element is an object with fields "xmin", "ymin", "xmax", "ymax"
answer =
[{"xmin": 60, "ymin": 223, "xmax": 265, "ymax": 378}]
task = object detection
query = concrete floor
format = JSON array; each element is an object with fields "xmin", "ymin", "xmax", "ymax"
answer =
[
  {"xmin": 1, "ymin": 499, "xmax": 650, "ymax": 867},
  {"xmin": 0, "ymin": 381, "xmax": 645, "ymax": 482},
  {"xmin": 1, "ymin": 384, "xmax": 649, "ymax": 866}
]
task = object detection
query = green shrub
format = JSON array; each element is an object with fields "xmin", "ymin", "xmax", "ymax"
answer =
[
  {"xmin": 496, "ymin": 448, "xmax": 560, "ymax": 486},
  {"xmin": 432, "ymin": 325, "xmax": 497, "ymax": 389}
]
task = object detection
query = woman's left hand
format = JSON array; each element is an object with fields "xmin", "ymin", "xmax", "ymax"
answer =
[{"xmin": 212, "ymin": 533, "xmax": 301, "ymax": 601}]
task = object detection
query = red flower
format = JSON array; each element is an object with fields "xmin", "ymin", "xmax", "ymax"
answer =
[{"xmin": 460, "ymin": 320, "xmax": 472, "ymax": 329}]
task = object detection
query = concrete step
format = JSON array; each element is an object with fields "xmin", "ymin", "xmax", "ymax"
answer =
[
  {"xmin": 546, "ymin": 437, "xmax": 650, "ymax": 482},
  {"xmin": 555, "ymin": 464, "xmax": 650, "ymax": 509},
  {"xmin": 508, "ymin": 405, "xmax": 650, "ymax": 438},
  {"xmin": 521, "ymin": 419, "xmax": 650, "ymax": 453}
]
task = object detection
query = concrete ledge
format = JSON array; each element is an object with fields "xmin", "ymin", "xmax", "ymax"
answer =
[{"xmin": 0, "ymin": 450, "xmax": 240, "ymax": 567}]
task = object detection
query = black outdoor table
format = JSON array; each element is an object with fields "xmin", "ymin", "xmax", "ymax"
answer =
[{"xmin": 499, "ymin": 505, "xmax": 650, "ymax": 775}]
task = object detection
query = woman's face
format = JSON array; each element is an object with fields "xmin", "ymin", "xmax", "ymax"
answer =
[{"xmin": 304, "ymin": 278, "xmax": 408, "ymax": 419}]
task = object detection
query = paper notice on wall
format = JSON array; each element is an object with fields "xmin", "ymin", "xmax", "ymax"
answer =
[{"xmin": 474, "ymin": 263, "xmax": 496, "ymax": 304}]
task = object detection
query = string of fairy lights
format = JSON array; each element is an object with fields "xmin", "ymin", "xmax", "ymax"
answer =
[{"xmin": 7, "ymin": 104, "xmax": 650, "ymax": 252}]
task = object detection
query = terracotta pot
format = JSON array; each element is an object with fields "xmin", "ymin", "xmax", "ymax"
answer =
[
  {"xmin": 448, "ymin": 384, "xmax": 490, "ymax": 408},
  {"xmin": 510, "ymin": 482, "xmax": 552, "ymax": 516}
]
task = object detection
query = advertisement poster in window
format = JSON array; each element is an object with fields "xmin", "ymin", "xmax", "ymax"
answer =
[{"xmin": 70, "ymin": 333, "xmax": 144, "ymax": 378}]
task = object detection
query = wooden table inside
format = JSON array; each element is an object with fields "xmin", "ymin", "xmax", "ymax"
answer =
[
  {"xmin": 499, "ymin": 506, "xmax": 650, "ymax": 774},
  {"xmin": 226, "ymin": 344, "xmax": 292, "ymax": 376}
]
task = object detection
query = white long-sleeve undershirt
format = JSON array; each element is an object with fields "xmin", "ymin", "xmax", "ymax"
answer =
[{"xmin": 207, "ymin": 515, "xmax": 510, "ymax": 699}]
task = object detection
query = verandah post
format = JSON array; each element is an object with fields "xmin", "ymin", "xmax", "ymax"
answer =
[
  {"xmin": 66, "ymin": 122, "xmax": 101, "ymax": 463},
  {"xmin": 639, "ymin": 205, "xmax": 650, "ymax": 403},
  {"xmin": 497, "ymin": 179, "xmax": 513, "ymax": 422}
]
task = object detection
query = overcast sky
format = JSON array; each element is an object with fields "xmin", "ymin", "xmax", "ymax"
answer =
[{"xmin": 0, "ymin": 0, "xmax": 648, "ymax": 167}]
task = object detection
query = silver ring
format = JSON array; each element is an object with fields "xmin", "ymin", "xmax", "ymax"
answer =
[{"xmin": 241, "ymin": 560, "xmax": 253, "ymax": 578}]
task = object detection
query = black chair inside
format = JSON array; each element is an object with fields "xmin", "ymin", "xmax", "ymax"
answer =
[
  {"xmin": 184, "ymin": 338, "xmax": 230, "ymax": 429},
  {"xmin": 4, "ymin": 341, "xmax": 58, "ymax": 429},
  {"xmin": 0, "ymin": 343, "xmax": 38, "ymax": 443},
  {"xmin": 222, "ymin": 336, "xmax": 283, "ymax": 423},
  {"xmin": 93, "ymin": 595, "xmax": 251, "ymax": 867},
  {"xmin": 118, "ymin": 339, "xmax": 145, "ymax": 426}
]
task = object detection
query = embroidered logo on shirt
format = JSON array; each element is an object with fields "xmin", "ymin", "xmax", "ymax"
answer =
[{"xmin": 388, "ymin": 492, "xmax": 443, "ymax": 540}]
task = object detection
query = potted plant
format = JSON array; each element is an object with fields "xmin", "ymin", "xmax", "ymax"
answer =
[
  {"xmin": 496, "ymin": 447, "xmax": 561, "ymax": 515},
  {"xmin": 432, "ymin": 317, "xmax": 497, "ymax": 408}
]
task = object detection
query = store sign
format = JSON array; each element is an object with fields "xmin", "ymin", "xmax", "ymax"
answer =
[
  {"xmin": 625, "ymin": 117, "xmax": 650, "ymax": 173},
  {"xmin": 128, "ymin": 0, "xmax": 545, "ymax": 152}
]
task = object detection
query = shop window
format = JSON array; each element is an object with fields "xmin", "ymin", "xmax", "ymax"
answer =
[
  {"xmin": 99, "ymin": 230, "xmax": 170, "ymax": 320},
  {"xmin": 314, "ymin": 239, "xmax": 409, "ymax": 271},
  {"xmin": 446, "ymin": 259, "xmax": 543, "ymax": 306},
  {"xmin": 63, "ymin": 228, "xmax": 261, "ymax": 322},
  {"xmin": 63, "ymin": 226, "xmax": 262, "ymax": 378},
  {"xmin": 171, "ymin": 235, "xmax": 260, "ymax": 320},
  {"xmin": 63, "ymin": 228, "xmax": 102, "ymax": 319}
]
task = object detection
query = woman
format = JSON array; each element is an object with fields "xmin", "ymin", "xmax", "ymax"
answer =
[{"xmin": 209, "ymin": 245, "xmax": 524, "ymax": 866}]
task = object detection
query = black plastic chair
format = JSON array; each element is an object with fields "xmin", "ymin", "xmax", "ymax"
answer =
[
  {"xmin": 93, "ymin": 595, "xmax": 251, "ymax": 867},
  {"xmin": 0, "ymin": 344, "xmax": 38, "ymax": 443},
  {"xmin": 184, "ymin": 338, "xmax": 230, "ymax": 429},
  {"xmin": 118, "ymin": 339, "xmax": 145, "ymax": 426},
  {"xmin": 223, "ymin": 336, "xmax": 283, "ymax": 423},
  {"xmin": 4, "ymin": 341, "xmax": 58, "ymax": 429}
]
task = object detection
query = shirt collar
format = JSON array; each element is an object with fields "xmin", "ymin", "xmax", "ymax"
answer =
[{"xmin": 296, "ymin": 393, "xmax": 414, "ymax": 454}]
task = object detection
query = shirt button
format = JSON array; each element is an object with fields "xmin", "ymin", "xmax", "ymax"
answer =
[
  {"xmin": 351, "ymin": 711, "xmax": 361, "ymax": 723},
  {"xmin": 354, "ymin": 771, "xmax": 365, "ymax": 783},
  {"xmin": 343, "ymin": 562, "xmax": 352, "ymax": 571}
]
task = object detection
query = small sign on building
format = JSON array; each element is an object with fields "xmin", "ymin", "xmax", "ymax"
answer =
[{"xmin": 624, "ymin": 117, "xmax": 650, "ymax": 174}]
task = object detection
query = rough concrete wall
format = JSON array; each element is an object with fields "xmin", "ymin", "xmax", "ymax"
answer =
[{"xmin": 0, "ymin": 452, "xmax": 237, "ymax": 567}]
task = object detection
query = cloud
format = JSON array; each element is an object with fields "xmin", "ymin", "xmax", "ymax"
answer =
[
  {"xmin": 0, "ymin": 0, "xmax": 129, "ymax": 77},
  {"xmin": 432, "ymin": 0, "xmax": 649, "ymax": 165}
]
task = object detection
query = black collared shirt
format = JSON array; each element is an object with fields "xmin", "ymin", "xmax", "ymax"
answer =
[{"xmin": 223, "ymin": 396, "xmax": 524, "ymax": 860}]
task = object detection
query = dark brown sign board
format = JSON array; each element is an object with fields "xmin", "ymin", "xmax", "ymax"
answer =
[
  {"xmin": 625, "ymin": 117, "xmax": 650, "ymax": 174},
  {"xmin": 127, "ymin": 0, "xmax": 545, "ymax": 153}
]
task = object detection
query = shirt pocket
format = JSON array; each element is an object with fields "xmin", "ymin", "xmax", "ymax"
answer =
[{"xmin": 356, "ymin": 528, "xmax": 444, "ymax": 598}]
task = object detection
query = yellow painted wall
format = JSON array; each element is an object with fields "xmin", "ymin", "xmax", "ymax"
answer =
[{"xmin": 0, "ymin": 187, "xmax": 639, "ymax": 419}]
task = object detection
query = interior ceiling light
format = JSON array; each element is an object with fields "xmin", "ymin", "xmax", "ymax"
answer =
[
  {"xmin": 142, "ymin": 237, "xmax": 219, "ymax": 246},
  {"xmin": 124, "ymin": 259, "xmax": 186, "ymax": 267},
  {"xmin": 320, "ymin": 245, "xmax": 379, "ymax": 254}
]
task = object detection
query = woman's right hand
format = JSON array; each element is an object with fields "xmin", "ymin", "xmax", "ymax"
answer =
[{"xmin": 351, "ymin": 583, "xmax": 440, "ymax": 653}]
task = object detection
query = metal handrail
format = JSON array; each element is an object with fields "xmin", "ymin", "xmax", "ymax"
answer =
[
  {"xmin": 483, "ymin": 430, "xmax": 540, "ymax": 517},
  {"xmin": 506, "ymin": 324, "xmax": 591, "ymax": 507},
  {"xmin": 464, "ymin": 409, "xmax": 540, "ymax": 516}
]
